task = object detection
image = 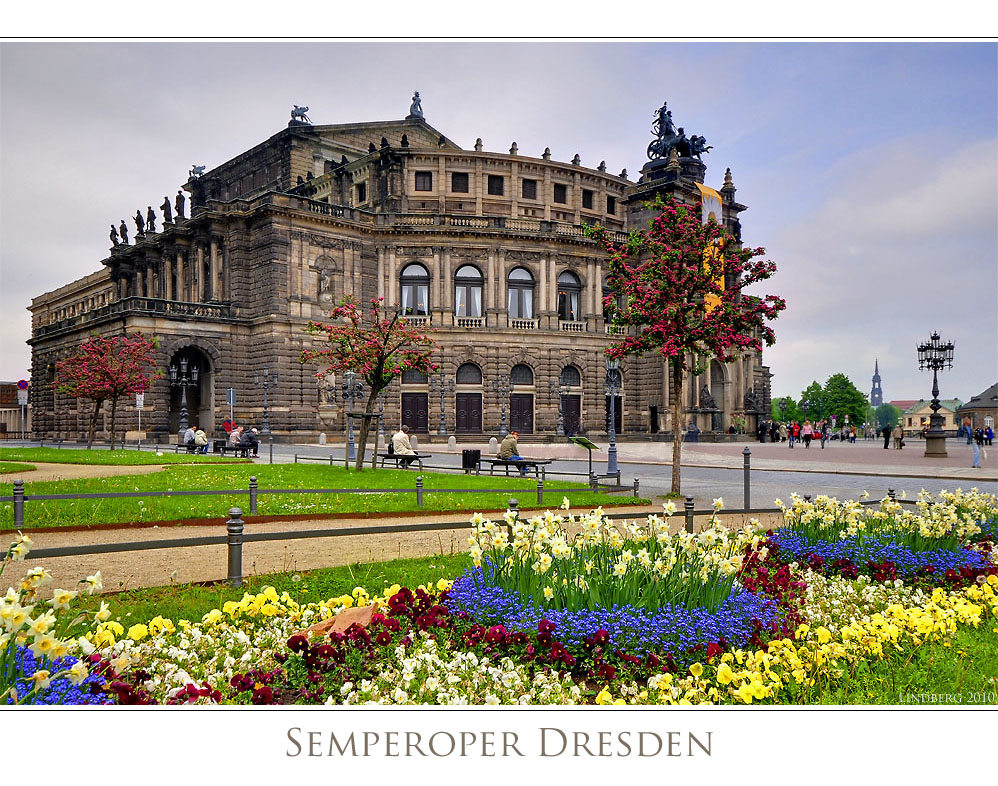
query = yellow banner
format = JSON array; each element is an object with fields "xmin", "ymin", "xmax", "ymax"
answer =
[
  {"xmin": 695, "ymin": 183, "xmax": 725, "ymax": 312},
  {"xmin": 695, "ymin": 182, "xmax": 723, "ymax": 224}
]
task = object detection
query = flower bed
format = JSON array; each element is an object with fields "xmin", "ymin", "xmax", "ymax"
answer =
[{"xmin": 4, "ymin": 489, "xmax": 997, "ymax": 705}]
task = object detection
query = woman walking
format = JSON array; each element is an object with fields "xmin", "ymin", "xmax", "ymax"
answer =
[{"xmin": 802, "ymin": 420, "xmax": 813, "ymax": 448}]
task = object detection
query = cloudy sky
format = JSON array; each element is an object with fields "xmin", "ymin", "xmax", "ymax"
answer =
[{"xmin": 1, "ymin": 41, "xmax": 995, "ymax": 404}]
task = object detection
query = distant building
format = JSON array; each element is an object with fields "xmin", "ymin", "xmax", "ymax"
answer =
[
  {"xmin": 956, "ymin": 383, "xmax": 998, "ymax": 431},
  {"xmin": 870, "ymin": 359, "xmax": 883, "ymax": 407},
  {"xmin": 0, "ymin": 382, "xmax": 31, "ymax": 438},
  {"xmin": 901, "ymin": 399, "xmax": 963, "ymax": 432}
]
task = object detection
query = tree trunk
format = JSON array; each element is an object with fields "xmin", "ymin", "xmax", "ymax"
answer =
[
  {"xmin": 87, "ymin": 398, "xmax": 104, "ymax": 449},
  {"xmin": 671, "ymin": 360, "xmax": 684, "ymax": 494},
  {"xmin": 354, "ymin": 388, "xmax": 380, "ymax": 472},
  {"xmin": 109, "ymin": 396, "xmax": 119, "ymax": 451}
]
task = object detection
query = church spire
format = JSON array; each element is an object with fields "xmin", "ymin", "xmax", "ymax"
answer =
[{"xmin": 870, "ymin": 358, "xmax": 883, "ymax": 407}]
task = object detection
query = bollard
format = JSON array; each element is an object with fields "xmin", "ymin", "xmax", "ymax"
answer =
[
  {"xmin": 743, "ymin": 446, "xmax": 751, "ymax": 510},
  {"xmin": 294, "ymin": 454, "xmax": 299, "ymax": 464},
  {"xmin": 888, "ymin": 488, "xmax": 896, "ymax": 502},
  {"xmin": 684, "ymin": 495, "xmax": 695, "ymax": 533},
  {"xmin": 226, "ymin": 507, "xmax": 244, "ymax": 588},
  {"xmin": 804, "ymin": 494, "xmax": 811, "ymax": 503},
  {"xmin": 416, "ymin": 476, "xmax": 424, "ymax": 508},
  {"xmin": 13, "ymin": 480, "xmax": 25, "ymax": 530},
  {"xmin": 249, "ymin": 476, "xmax": 258, "ymax": 515},
  {"xmin": 506, "ymin": 497, "xmax": 520, "ymax": 539},
  {"xmin": 537, "ymin": 478, "xmax": 544, "ymax": 505},
  {"xmin": 633, "ymin": 478, "xmax": 640, "ymax": 498},
  {"xmin": 589, "ymin": 473, "xmax": 598, "ymax": 491}
]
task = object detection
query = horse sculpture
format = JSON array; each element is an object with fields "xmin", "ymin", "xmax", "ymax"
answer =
[
  {"xmin": 189, "ymin": 164, "xmax": 205, "ymax": 178},
  {"xmin": 291, "ymin": 105, "xmax": 312, "ymax": 124}
]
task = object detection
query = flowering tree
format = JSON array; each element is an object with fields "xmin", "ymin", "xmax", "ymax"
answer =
[
  {"xmin": 301, "ymin": 297, "xmax": 438, "ymax": 471},
  {"xmin": 56, "ymin": 333, "xmax": 160, "ymax": 449},
  {"xmin": 587, "ymin": 196, "xmax": 785, "ymax": 493}
]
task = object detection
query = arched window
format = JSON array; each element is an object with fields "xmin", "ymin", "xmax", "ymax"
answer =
[
  {"xmin": 507, "ymin": 267, "xmax": 534, "ymax": 319},
  {"xmin": 456, "ymin": 363, "xmax": 483, "ymax": 385},
  {"xmin": 557, "ymin": 271, "xmax": 582, "ymax": 321},
  {"xmin": 454, "ymin": 265, "xmax": 483, "ymax": 318},
  {"xmin": 400, "ymin": 263, "xmax": 430, "ymax": 316},
  {"xmin": 560, "ymin": 366, "xmax": 581, "ymax": 387},
  {"xmin": 511, "ymin": 364, "xmax": 534, "ymax": 386},
  {"xmin": 602, "ymin": 275, "xmax": 626, "ymax": 320}
]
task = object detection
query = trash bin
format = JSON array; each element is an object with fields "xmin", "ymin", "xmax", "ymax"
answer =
[{"xmin": 462, "ymin": 448, "xmax": 481, "ymax": 473}]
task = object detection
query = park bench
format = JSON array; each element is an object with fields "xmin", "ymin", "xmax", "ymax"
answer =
[
  {"xmin": 481, "ymin": 457, "xmax": 551, "ymax": 479},
  {"xmin": 377, "ymin": 452, "xmax": 430, "ymax": 470}
]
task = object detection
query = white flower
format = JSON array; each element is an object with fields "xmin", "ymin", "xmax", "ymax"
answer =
[
  {"xmin": 663, "ymin": 500, "xmax": 677, "ymax": 516},
  {"xmin": 712, "ymin": 497, "xmax": 724, "ymax": 511}
]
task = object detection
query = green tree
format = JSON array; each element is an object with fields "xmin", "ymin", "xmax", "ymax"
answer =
[
  {"xmin": 770, "ymin": 395, "xmax": 801, "ymax": 423},
  {"xmin": 799, "ymin": 381, "xmax": 825, "ymax": 421},
  {"xmin": 823, "ymin": 373, "xmax": 869, "ymax": 425},
  {"xmin": 875, "ymin": 402, "xmax": 902, "ymax": 428}
]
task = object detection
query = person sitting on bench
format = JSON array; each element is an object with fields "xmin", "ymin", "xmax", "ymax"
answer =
[
  {"xmin": 183, "ymin": 424, "xmax": 197, "ymax": 453},
  {"xmin": 391, "ymin": 425, "xmax": 416, "ymax": 468},
  {"xmin": 498, "ymin": 430, "xmax": 528, "ymax": 477},
  {"xmin": 240, "ymin": 427, "xmax": 260, "ymax": 458}
]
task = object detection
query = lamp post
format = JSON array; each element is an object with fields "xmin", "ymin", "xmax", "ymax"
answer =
[
  {"xmin": 429, "ymin": 374, "xmax": 455, "ymax": 436},
  {"xmin": 341, "ymin": 370, "xmax": 364, "ymax": 463},
  {"xmin": 605, "ymin": 357, "xmax": 620, "ymax": 476},
  {"xmin": 254, "ymin": 366, "xmax": 278, "ymax": 463},
  {"xmin": 917, "ymin": 331, "xmax": 954, "ymax": 457},
  {"xmin": 549, "ymin": 380, "xmax": 570, "ymax": 436},
  {"xmin": 492, "ymin": 373, "xmax": 510, "ymax": 438},
  {"xmin": 779, "ymin": 397, "xmax": 788, "ymax": 423},
  {"xmin": 169, "ymin": 357, "xmax": 199, "ymax": 436},
  {"xmin": 800, "ymin": 397, "xmax": 810, "ymax": 422}
]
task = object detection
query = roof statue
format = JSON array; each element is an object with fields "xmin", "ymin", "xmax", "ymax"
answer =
[
  {"xmin": 291, "ymin": 105, "xmax": 312, "ymax": 125},
  {"xmin": 407, "ymin": 91, "xmax": 423, "ymax": 120},
  {"xmin": 647, "ymin": 100, "xmax": 711, "ymax": 162},
  {"xmin": 189, "ymin": 164, "xmax": 205, "ymax": 178}
]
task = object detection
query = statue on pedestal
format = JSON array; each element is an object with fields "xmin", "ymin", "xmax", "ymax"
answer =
[
  {"xmin": 146, "ymin": 206, "xmax": 156, "ymax": 234},
  {"xmin": 110, "ymin": 224, "xmax": 120, "ymax": 247},
  {"xmin": 161, "ymin": 196, "xmax": 173, "ymax": 224},
  {"xmin": 134, "ymin": 209, "xmax": 145, "ymax": 235},
  {"xmin": 407, "ymin": 91, "xmax": 423, "ymax": 119},
  {"xmin": 175, "ymin": 191, "xmax": 186, "ymax": 219},
  {"xmin": 119, "ymin": 220, "xmax": 129, "ymax": 245},
  {"xmin": 699, "ymin": 385, "xmax": 717, "ymax": 410}
]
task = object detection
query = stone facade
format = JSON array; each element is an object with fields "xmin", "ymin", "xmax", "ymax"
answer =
[{"xmin": 28, "ymin": 109, "xmax": 771, "ymax": 443}]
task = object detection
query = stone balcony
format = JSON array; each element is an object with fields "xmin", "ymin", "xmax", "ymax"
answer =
[{"xmin": 32, "ymin": 297, "xmax": 236, "ymax": 340}]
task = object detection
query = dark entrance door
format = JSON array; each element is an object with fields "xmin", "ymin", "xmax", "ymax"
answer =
[
  {"xmin": 650, "ymin": 406, "xmax": 659, "ymax": 433},
  {"xmin": 562, "ymin": 395, "xmax": 581, "ymax": 436},
  {"xmin": 604, "ymin": 396, "xmax": 622, "ymax": 434},
  {"xmin": 400, "ymin": 393, "xmax": 428, "ymax": 433},
  {"xmin": 510, "ymin": 393, "xmax": 533, "ymax": 434},
  {"xmin": 455, "ymin": 393, "xmax": 482, "ymax": 433}
]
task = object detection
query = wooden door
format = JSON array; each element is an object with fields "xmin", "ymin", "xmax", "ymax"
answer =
[
  {"xmin": 562, "ymin": 395, "xmax": 581, "ymax": 436},
  {"xmin": 455, "ymin": 393, "xmax": 482, "ymax": 433},
  {"xmin": 401, "ymin": 393, "xmax": 428, "ymax": 433},
  {"xmin": 510, "ymin": 393, "xmax": 533, "ymax": 434}
]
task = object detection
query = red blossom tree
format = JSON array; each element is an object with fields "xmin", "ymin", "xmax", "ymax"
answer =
[
  {"xmin": 56, "ymin": 332, "xmax": 161, "ymax": 449},
  {"xmin": 301, "ymin": 297, "xmax": 438, "ymax": 471},
  {"xmin": 588, "ymin": 196, "xmax": 785, "ymax": 493}
]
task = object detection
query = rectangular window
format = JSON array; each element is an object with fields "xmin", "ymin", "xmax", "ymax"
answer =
[
  {"xmin": 521, "ymin": 178, "xmax": 537, "ymax": 200},
  {"xmin": 487, "ymin": 174, "xmax": 504, "ymax": 196},
  {"xmin": 415, "ymin": 171, "xmax": 433, "ymax": 191},
  {"xmin": 553, "ymin": 183, "xmax": 567, "ymax": 204},
  {"xmin": 606, "ymin": 196, "xmax": 616, "ymax": 215},
  {"xmin": 356, "ymin": 183, "xmax": 367, "ymax": 203},
  {"xmin": 451, "ymin": 172, "xmax": 469, "ymax": 193},
  {"xmin": 582, "ymin": 189, "xmax": 594, "ymax": 210}
]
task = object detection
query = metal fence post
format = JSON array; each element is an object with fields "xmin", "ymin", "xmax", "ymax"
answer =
[
  {"xmin": 226, "ymin": 507, "xmax": 244, "ymax": 588},
  {"xmin": 13, "ymin": 480, "xmax": 25, "ymax": 530},
  {"xmin": 416, "ymin": 476, "xmax": 424, "ymax": 508},
  {"xmin": 633, "ymin": 478, "xmax": 640, "ymax": 498},
  {"xmin": 249, "ymin": 476, "xmax": 258, "ymax": 515},
  {"xmin": 537, "ymin": 477, "xmax": 544, "ymax": 505},
  {"xmin": 888, "ymin": 488, "xmax": 896, "ymax": 502},
  {"xmin": 804, "ymin": 494, "xmax": 812, "ymax": 503},
  {"xmin": 507, "ymin": 497, "xmax": 519, "ymax": 539},
  {"xmin": 743, "ymin": 446, "xmax": 751, "ymax": 510},
  {"xmin": 684, "ymin": 495, "xmax": 694, "ymax": 533}
]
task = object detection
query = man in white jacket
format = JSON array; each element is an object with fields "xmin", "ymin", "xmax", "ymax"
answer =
[{"xmin": 391, "ymin": 425, "xmax": 416, "ymax": 468}]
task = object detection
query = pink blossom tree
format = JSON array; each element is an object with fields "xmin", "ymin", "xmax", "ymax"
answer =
[
  {"xmin": 301, "ymin": 297, "xmax": 438, "ymax": 471},
  {"xmin": 588, "ymin": 196, "xmax": 785, "ymax": 493},
  {"xmin": 56, "ymin": 333, "xmax": 161, "ymax": 449}
]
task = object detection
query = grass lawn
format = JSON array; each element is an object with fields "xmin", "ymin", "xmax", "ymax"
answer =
[
  {"xmin": 76, "ymin": 553, "xmax": 473, "ymax": 624},
  {"xmin": 0, "ymin": 447, "xmax": 248, "ymax": 466},
  {"xmin": 0, "ymin": 463, "xmax": 645, "ymax": 530},
  {"xmin": 0, "ymin": 462, "xmax": 36, "ymax": 476}
]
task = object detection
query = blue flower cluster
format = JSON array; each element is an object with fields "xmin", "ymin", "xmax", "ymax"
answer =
[
  {"xmin": 770, "ymin": 531, "xmax": 990, "ymax": 580},
  {"xmin": 970, "ymin": 515, "xmax": 998, "ymax": 544},
  {"xmin": 446, "ymin": 569, "xmax": 780, "ymax": 658},
  {"xmin": 4, "ymin": 646, "xmax": 110, "ymax": 705}
]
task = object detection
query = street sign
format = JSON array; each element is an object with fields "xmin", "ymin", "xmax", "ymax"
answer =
[
  {"xmin": 226, "ymin": 388, "xmax": 237, "ymax": 406},
  {"xmin": 17, "ymin": 390, "xmax": 28, "ymax": 406},
  {"xmin": 16, "ymin": 379, "xmax": 29, "ymax": 390},
  {"xmin": 135, "ymin": 393, "xmax": 145, "ymax": 409}
]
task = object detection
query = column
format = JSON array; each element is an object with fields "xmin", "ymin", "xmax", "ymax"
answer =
[
  {"xmin": 443, "ymin": 248, "xmax": 453, "ymax": 311},
  {"xmin": 485, "ymin": 249, "xmax": 495, "ymax": 312},
  {"xmin": 586, "ymin": 258, "xmax": 596, "ymax": 317},
  {"xmin": 539, "ymin": 254, "xmax": 548, "ymax": 315},
  {"xmin": 163, "ymin": 254, "xmax": 172, "ymax": 301},
  {"xmin": 176, "ymin": 249, "xmax": 186, "ymax": 302},
  {"xmin": 210, "ymin": 238, "xmax": 220, "ymax": 301},
  {"xmin": 497, "ymin": 248, "xmax": 507, "ymax": 320},
  {"xmin": 376, "ymin": 246, "xmax": 385, "ymax": 301},
  {"xmin": 146, "ymin": 266, "xmax": 154, "ymax": 299},
  {"xmin": 351, "ymin": 243, "xmax": 360, "ymax": 294},
  {"xmin": 197, "ymin": 244, "xmax": 207, "ymax": 301},
  {"xmin": 549, "ymin": 254, "xmax": 558, "ymax": 313},
  {"xmin": 432, "ymin": 247, "xmax": 442, "ymax": 314},
  {"xmin": 388, "ymin": 248, "xmax": 397, "ymax": 308}
]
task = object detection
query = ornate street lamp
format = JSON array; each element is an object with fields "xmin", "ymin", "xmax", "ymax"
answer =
[
  {"xmin": 341, "ymin": 370, "xmax": 364, "ymax": 462},
  {"xmin": 605, "ymin": 357, "xmax": 620, "ymax": 476},
  {"xmin": 549, "ymin": 380, "xmax": 571, "ymax": 436},
  {"xmin": 169, "ymin": 356, "xmax": 199, "ymax": 436},
  {"xmin": 492, "ymin": 373, "xmax": 511, "ymax": 438},
  {"xmin": 917, "ymin": 331, "xmax": 954, "ymax": 457},
  {"xmin": 779, "ymin": 398, "xmax": 788, "ymax": 421},
  {"xmin": 800, "ymin": 397, "xmax": 810, "ymax": 421},
  {"xmin": 254, "ymin": 366, "xmax": 278, "ymax": 463},
  {"xmin": 429, "ymin": 374, "xmax": 455, "ymax": 436}
]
